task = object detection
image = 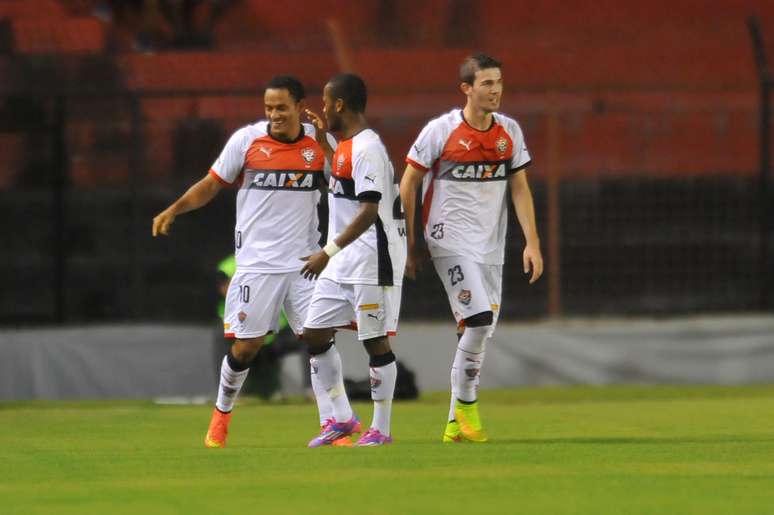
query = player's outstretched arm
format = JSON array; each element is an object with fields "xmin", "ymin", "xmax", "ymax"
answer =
[
  {"xmin": 508, "ymin": 170, "xmax": 543, "ymax": 284},
  {"xmin": 300, "ymin": 202, "xmax": 379, "ymax": 279},
  {"xmin": 399, "ymin": 165, "xmax": 425, "ymax": 279},
  {"xmin": 152, "ymin": 173, "xmax": 223, "ymax": 237}
]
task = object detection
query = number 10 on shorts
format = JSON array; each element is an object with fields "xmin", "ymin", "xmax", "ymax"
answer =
[{"xmin": 239, "ymin": 285, "xmax": 250, "ymax": 303}]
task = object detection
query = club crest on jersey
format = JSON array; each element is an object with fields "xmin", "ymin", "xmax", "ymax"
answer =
[
  {"xmin": 458, "ymin": 289, "xmax": 472, "ymax": 306},
  {"xmin": 496, "ymin": 136, "xmax": 508, "ymax": 155},
  {"xmin": 336, "ymin": 153, "xmax": 346, "ymax": 171},
  {"xmin": 450, "ymin": 162, "xmax": 507, "ymax": 181},
  {"xmin": 301, "ymin": 147, "xmax": 316, "ymax": 167}
]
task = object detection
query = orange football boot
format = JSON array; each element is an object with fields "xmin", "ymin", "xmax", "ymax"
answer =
[{"xmin": 204, "ymin": 408, "xmax": 232, "ymax": 448}]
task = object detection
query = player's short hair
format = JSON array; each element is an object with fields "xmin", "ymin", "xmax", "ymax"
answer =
[
  {"xmin": 460, "ymin": 53, "xmax": 502, "ymax": 85},
  {"xmin": 265, "ymin": 75, "xmax": 306, "ymax": 103},
  {"xmin": 328, "ymin": 73, "xmax": 367, "ymax": 113}
]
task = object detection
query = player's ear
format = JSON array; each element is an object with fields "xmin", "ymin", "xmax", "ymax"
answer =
[
  {"xmin": 297, "ymin": 98, "xmax": 307, "ymax": 112},
  {"xmin": 460, "ymin": 82, "xmax": 472, "ymax": 96},
  {"xmin": 335, "ymin": 98, "xmax": 344, "ymax": 114}
]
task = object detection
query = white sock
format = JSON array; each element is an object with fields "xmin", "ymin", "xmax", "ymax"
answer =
[
  {"xmin": 310, "ymin": 356, "xmax": 334, "ymax": 425},
  {"xmin": 215, "ymin": 355, "xmax": 249, "ymax": 413},
  {"xmin": 452, "ymin": 326, "xmax": 489, "ymax": 403},
  {"xmin": 448, "ymin": 366, "xmax": 457, "ymax": 422},
  {"xmin": 370, "ymin": 360, "xmax": 397, "ymax": 435},
  {"xmin": 474, "ymin": 349, "xmax": 487, "ymax": 395},
  {"xmin": 309, "ymin": 344, "xmax": 352, "ymax": 422},
  {"xmin": 448, "ymin": 331, "xmax": 463, "ymax": 421}
]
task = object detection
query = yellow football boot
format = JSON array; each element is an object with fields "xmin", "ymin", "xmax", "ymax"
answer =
[
  {"xmin": 454, "ymin": 400, "xmax": 488, "ymax": 443},
  {"xmin": 442, "ymin": 420, "xmax": 463, "ymax": 443}
]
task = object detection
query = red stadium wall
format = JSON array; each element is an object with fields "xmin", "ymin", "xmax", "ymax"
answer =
[
  {"xmin": 2, "ymin": 0, "xmax": 772, "ymax": 320},
  {"xmin": 1, "ymin": 0, "xmax": 773, "ymax": 185}
]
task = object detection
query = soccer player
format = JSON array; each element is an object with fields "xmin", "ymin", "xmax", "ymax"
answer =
[
  {"xmin": 301, "ymin": 73, "xmax": 406, "ymax": 447},
  {"xmin": 152, "ymin": 75, "xmax": 340, "ymax": 448},
  {"xmin": 400, "ymin": 54, "xmax": 543, "ymax": 443}
]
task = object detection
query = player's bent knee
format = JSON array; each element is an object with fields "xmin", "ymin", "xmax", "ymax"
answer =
[
  {"xmin": 228, "ymin": 337, "xmax": 263, "ymax": 370},
  {"xmin": 464, "ymin": 311, "xmax": 493, "ymax": 327},
  {"xmin": 363, "ymin": 335, "xmax": 391, "ymax": 356},
  {"xmin": 304, "ymin": 328, "xmax": 335, "ymax": 355},
  {"xmin": 307, "ymin": 339, "xmax": 333, "ymax": 356},
  {"xmin": 368, "ymin": 349, "xmax": 396, "ymax": 367}
]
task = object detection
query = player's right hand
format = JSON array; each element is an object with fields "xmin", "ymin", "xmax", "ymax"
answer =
[
  {"xmin": 305, "ymin": 108, "xmax": 333, "ymax": 161},
  {"xmin": 300, "ymin": 251, "xmax": 330, "ymax": 280},
  {"xmin": 404, "ymin": 246, "xmax": 424, "ymax": 280},
  {"xmin": 152, "ymin": 210, "xmax": 175, "ymax": 237},
  {"xmin": 305, "ymin": 109, "xmax": 325, "ymax": 131}
]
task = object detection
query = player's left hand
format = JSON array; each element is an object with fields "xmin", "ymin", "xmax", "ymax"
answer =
[
  {"xmin": 300, "ymin": 251, "xmax": 330, "ymax": 280},
  {"xmin": 523, "ymin": 243, "xmax": 543, "ymax": 284}
]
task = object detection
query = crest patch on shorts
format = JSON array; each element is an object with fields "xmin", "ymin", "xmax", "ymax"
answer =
[
  {"xmin": 238, "ymin": 311, "xmax": 247, "ymax": 322},
  {"xmin": 457, "ymin": 289, "xmax": 472, "ymax": 306}
]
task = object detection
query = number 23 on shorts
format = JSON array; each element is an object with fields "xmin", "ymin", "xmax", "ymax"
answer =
[{"xmin": 447, "ymin": 264, "xmax": 464, "ymax": 286}]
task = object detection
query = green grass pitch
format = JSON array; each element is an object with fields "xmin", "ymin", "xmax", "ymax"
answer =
[{"xmin": 3, "ymin": 385, "xmax": 774, "ymax": 514}]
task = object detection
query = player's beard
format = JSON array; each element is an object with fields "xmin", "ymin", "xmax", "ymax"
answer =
[{"xmin": 327, "ymin": 114, "xmax": 342, "ymax": 132}]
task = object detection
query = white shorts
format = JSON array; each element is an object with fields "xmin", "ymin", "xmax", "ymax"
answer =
[
  {"xmin": 304, "ymin": 278, "xmax": 401, "ymax": 341},
  {"xmin": 223, "ymin": 271, "xmax": 315, "ymax": 339},
  {"xmin": 432, "ymin": 256, "xmax": 503, "ymax": 337}
]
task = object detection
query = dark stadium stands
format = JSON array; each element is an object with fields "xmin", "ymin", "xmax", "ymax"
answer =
[{"xmin": 1, "ymin": 0, "xmax": 773, "ymax": 322}]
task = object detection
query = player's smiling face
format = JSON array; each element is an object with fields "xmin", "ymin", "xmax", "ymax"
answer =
[
  {"xmin": 264, "ymin": 88, "xmax": 302, "ymax": 140},
  {"xmin": 322, "ymin": 83, "xmax": 342, "ymax": 132},
  {"xmin": 470, "ymin": 67, "xmax": 503, "ymax": 113}
]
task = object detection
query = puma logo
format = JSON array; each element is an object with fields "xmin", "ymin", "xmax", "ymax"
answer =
[
  {"xmin": 259, "ymin": 146, "xmax": 272, "ymax": 158},
  {"xmin": 459, "ymin": 139, "xmax": 472, "ymax": 151}
]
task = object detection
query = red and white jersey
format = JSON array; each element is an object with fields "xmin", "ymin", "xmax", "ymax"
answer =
[
  {"xmin": 209, "ymin": 121, "xmax": 336, "ymax": 273},
  {"xmin": 323, "ymin": 129, "xmax": 406, "ymax": 286},
  {"xmin": 406, "ymin": 109, "xmax": 532, "ymax": 265}
]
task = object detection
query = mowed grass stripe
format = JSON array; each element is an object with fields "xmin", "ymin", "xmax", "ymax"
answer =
[{"xmin": 2, "ymin": 386, "xmax": 774, "ymax": 515}]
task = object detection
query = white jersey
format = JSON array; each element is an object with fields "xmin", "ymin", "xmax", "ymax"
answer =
[
  {"xmin": 209, "ymin": 121, "xmax": 336, "ymax": 273},
  {"xmin": 323, "ymin": 129, "xmax": 406, "ymax": 286},
  {"xmin": 406, "ymin": 109, "xmax": 532, "ymax": 265}
]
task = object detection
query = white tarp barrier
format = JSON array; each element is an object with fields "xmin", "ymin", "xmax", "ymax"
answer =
[{"xmin": 1, "ymin": 316, "xmax": 773, "ymax": 400}]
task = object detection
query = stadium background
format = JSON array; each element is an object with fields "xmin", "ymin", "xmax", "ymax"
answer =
[
  {"xmin": 1, "ymin": 0, "xmax": 774, "ymax": 397},
  {"xmin": 6, "ymin": 4, "xmax": 774, "ymax": 514}
]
